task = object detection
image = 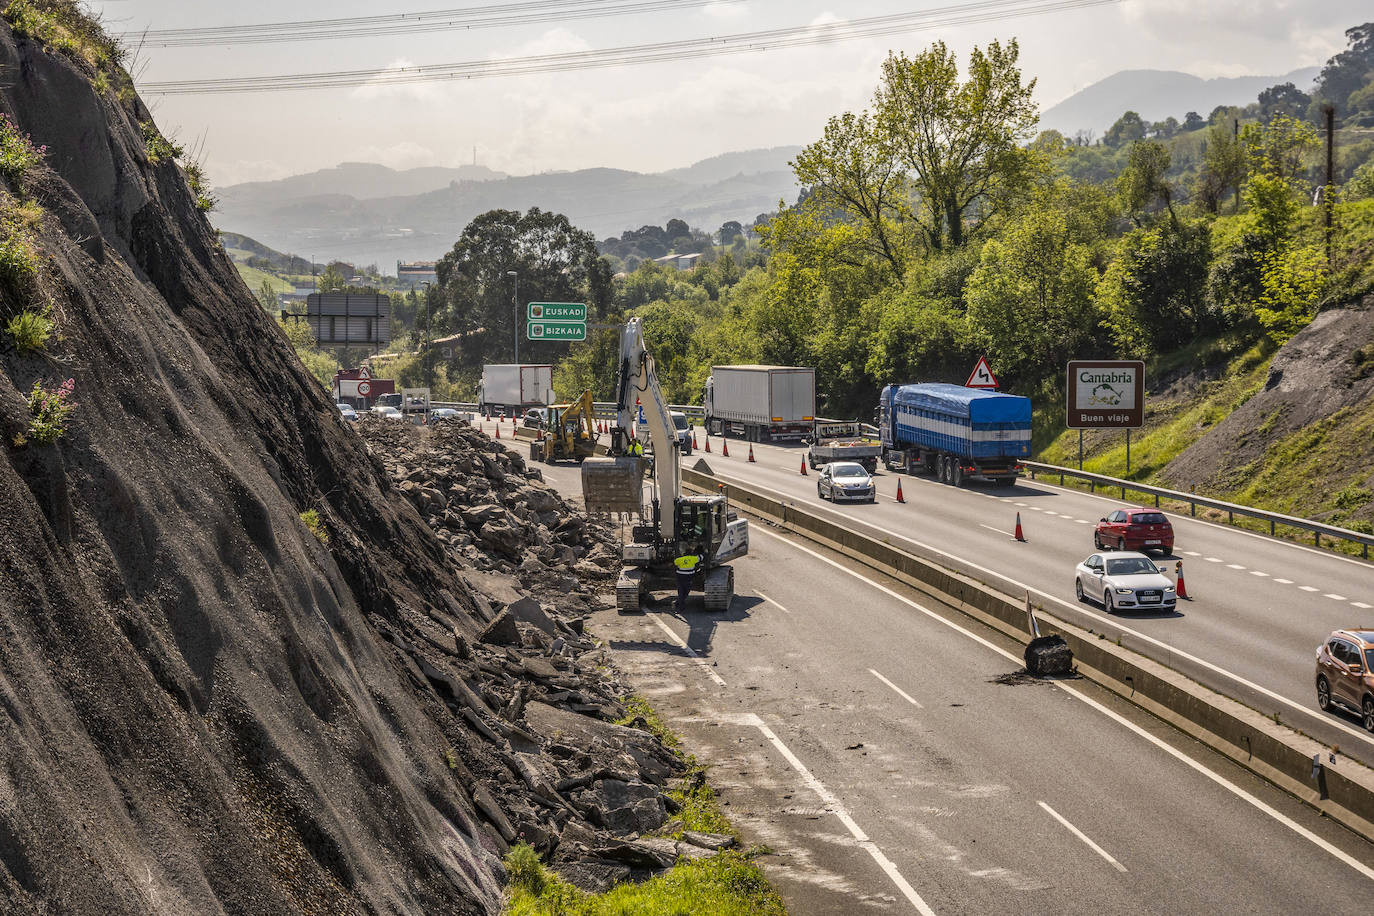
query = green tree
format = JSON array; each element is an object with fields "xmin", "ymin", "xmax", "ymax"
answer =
[
  {"xmin": 1097, "ymin": 219, "xmax": 1213, "ymax": 354},
  {"xmin": 1195, "ymin": 121, "xmax": 1246, "ymax": 214},
  {"xmin": 317, "ymin": 264, "xmax": 346, "ymax": 293},
  {"xmin": 1256, "ymin": 245, "xmax": 1327, "ymax": 343},
  {"xmin": 1241, "ymin": 114, "xmax": 1318, "ymax": 181},
  {"xmin": 1117, "ymin": 141, "xmax": 1176, "ymax": 227},
  {"xmin": 965, "ymin": 205, "xmax": 1100, "ymax": 384},
  {"xmin": 873, "ymin": 39, "xmax": 1042, "ymax": 251},
  {"xmin": 434, "ymin": 207, "xmax": 613, "ymax": 368},
  {"xmin": 1104, "ymin": 111, "xmax": 1146, "ymax": 148}
]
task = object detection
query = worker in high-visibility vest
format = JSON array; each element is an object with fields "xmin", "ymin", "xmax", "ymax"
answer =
[
  {"xmin": 628, "ymin": 438, "xmax": 644, "ymax": 457},
  {"xmin": 673, "ymin": 552, "xmax": 701, "ymax": 614}
]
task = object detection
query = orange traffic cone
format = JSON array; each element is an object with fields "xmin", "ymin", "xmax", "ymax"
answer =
[
  {"xmin": 1176, "ymin": 561, "xmax": 1189, "ymax": 600},
  {"xmin": 896, "ymin": 479, "xmax": 905, "ymax": 503},
  {"xmin": 495, "ymin": 425, "xmax": 501, "ymax": 439},
  {"xmin": 800, "ymin": 455, "xmax": 808, "ymax": 476},
  {"xmin": 722, "ymin": 439, "xmax": 730, "ymax": 457},
  {"xmin": 692, "ymin": 431, "xmax": 698, "ymax": 449},
  {"xmin": 1014, "ymin": 512, "xmax": 1025, "ymax": 542},
  {"xmin": 748, "ymin": 443, "xmax": 755, "ymax": 462},
  {"xmin": 704, "ymin": 436, "xmax": 711, "ymax": 453}
]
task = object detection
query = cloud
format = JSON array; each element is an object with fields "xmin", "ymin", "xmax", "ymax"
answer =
[
  {"xmin": 350, "ymin": 58, "xmax": 447, "ymax": 102},
  {"xmin": 702, "ymin": 1, "xmax": 749, "ymax": 21},
  {"xmin": 346, "ymin": 141, "xmax": 442, "ymax": 171}
]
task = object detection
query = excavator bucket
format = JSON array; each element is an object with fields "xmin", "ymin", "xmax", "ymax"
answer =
[{"xmin": 580, "ymin": 456, "xmax": 644, "ymax": 516}]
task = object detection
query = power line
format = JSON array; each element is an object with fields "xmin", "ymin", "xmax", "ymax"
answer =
[
  {"xmin": 140, "ymin": 0, "xmax": 1121, "ymax": 95},
  {"xmin": 119, "ymin": 0, "xmax": 746, "ymax": 47}
]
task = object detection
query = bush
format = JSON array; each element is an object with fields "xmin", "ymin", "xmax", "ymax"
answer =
[
  {"xmin": 299, "ymin": 509, "xmax": 329, "ymax": 545},
  {"xmin": 6, "ymin": 307, "xmax": 52, "ymax": 351},
  {"xmin": 183, "ymin": 160, "xmax": 217, "ymax": 212},
  {"xmin": 0, "ymin": 111, "xmax": 46, "ymax": 185},
  {"xmin": 140, "ymin": 121, "xmax": 183, "ymax": 165},
  {"xmin": 504, "ymin": 843, "xmax": 547, "ymax": 897},
  {"xmin": 25, "ymin": 377, "xmax": 74, "ymax": 444},
  {"xmin": 2, "ymin": 0, "xmax": 125, "ymax": 71}
]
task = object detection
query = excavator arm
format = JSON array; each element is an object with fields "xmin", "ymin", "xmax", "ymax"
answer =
[{"xmin": 611, "ymin": 318, "xmax": 681, "ymax": 537}]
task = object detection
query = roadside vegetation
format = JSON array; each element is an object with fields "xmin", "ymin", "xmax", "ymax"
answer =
[{"xmin": 501, "ymin": 693, "xmax": 783, "ymax": 915}]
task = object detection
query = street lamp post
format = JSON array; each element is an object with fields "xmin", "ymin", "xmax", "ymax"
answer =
[{"xmin": 506, "ymin": 270, "xmax": 519, "ymax": 363}]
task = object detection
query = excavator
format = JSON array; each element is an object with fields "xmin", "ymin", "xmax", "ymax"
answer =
[
  {"xmin": 528, "ymin": 389, "xmax": 599, "ymax": 464},
  {"xmin": 580, "ymin": 318, "xmax": 748, "ymax": 612}
]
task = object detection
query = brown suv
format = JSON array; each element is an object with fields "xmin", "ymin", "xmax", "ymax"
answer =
[{"xmin": 1315, "ymin": 629, "xmax": 1374, "ymax": 731}]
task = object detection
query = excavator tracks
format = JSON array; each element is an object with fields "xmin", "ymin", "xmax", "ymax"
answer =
[{"xmin": 703, "ymin": 565, "xmax": 734, "ymax": 611}]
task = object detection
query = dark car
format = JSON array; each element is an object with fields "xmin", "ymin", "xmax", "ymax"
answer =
[
  {"xmin": 1316, "ymin": 629, "xmax": 1374, "ymax": 732},
  {"xmin": 1094, "ymin": 507, "xmax": 1174, "ymax": 554}
]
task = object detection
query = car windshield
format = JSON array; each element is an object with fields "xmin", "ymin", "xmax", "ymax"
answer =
[
  {"xmin": 1367, "ymin": 648, "xmax": 1374, "ymax": 671},
  {"xmin": 672, "ymin": 414, "xmax": 689, "ymax": 430},
  {"xmin": 1131, "ymin": 513, "xmax": 1168, "ymax": 525},
  {"xmin": 1106, "ymin": 557, "xmax": 1157, "ymax": 575},
  {"xmin": 833, "ymin": 465, "xmax": 867, "ymax": 478}
]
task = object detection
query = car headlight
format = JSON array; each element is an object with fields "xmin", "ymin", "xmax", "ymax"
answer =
[
  {"xmin": 1114, "ymin": 587, "xmax": 1133, "ymax": 595},
  {"xmin": 1165, "ymin": 585, "xmax": 1176, "ymax": 593}
]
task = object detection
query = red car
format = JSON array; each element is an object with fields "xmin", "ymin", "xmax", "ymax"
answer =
[{"xmin": 1094, "ymin": 507, "xmax": 1174, "ymax": 554}]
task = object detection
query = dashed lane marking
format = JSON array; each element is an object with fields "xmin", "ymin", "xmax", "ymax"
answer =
[
  {"xmin": 1249, "ymin": 571, "xmax": 1269, "ymax": 577},
  {"xmin": 1183, "ymin": 551, "xmax": 1202, "ymax": 557},
  {"xmin": 1038, "ymin": 801, "xmax": 1127, "ymax": 873},
  {"xmin": 649, "ymin": 614, "xmax": 726, "ymax": 687},
  {"xmin": 746, "ymin": 712, "xmax": 937, "ymax": 915},
  {"xmin": 1274, "ymin": 578, "xmax": 1294, "ymax": 585},
  {"xmin": 750, "ymin": 525, "xmax": 1374, "ymax": 882},
  {"xmin": 1299, "ymin": 586, "xmax": 1320, "ymax": 593},
  {"xmin": 1226, "ymin": 564, "xmax": 1247, "ymax": 570},
  {"xmin": 979, "ymin": 524, "xmax": 1014, "ymax": 538},
  {"xmin": 1324, "ymin": 594, "xmax": 1348, "ymax": 602},
  {"xmin": 870, "ymin": 669, "xmax": 924, "ymax": 708},
  {"xmin": 1205, "ymin": 557, "xmax": 1223, "ymax": 563},
  {"xmin": 1354, "ymin": 602, "xmax": 1373, "ymax": 610}
]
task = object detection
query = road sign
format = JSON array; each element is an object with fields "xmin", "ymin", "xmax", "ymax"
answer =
[
  {"xmin": 966, "ymin": 355, "xmax": 998, "ymax": 389},
  {"xmin": 528, "ymin": 302, "xmax": 586, "ymax": 321},
  {"xmin": 527, "ymin": 320, "xmax": 586, "ymax": 341},
  {"xmin": 357, "ymin": 366, "xmax": 371, "ymax": 380},
  {"xmin": 1066, "ymin": 360, "xmax": 1145, "ymax": 428},
  {"xmin": 356, "ymin": 380, "xmax": 372, "ymax": 397}
]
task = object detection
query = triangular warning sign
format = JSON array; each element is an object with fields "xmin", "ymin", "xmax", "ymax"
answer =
[
  {"xmin": 358, "ymin": 366, "xmax": 372, "ymax": 380},
  {"xmin": 966, "ymin": 356, "xmax": 998, "ymax": 389}
]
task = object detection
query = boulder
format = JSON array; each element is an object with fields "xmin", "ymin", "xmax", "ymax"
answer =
[
  {"xmin": 580, "ymin": 778, "xmax": 668, "ymax": 834},
  {"xmin": 478, "ymin": 522, "xmax": 525, "ymax": 557},
  {"xmin": 478, "ymin": 610, "xmax": 520, "ymax": 646},
  {"xmin": 507, "ymin": 596, "xmax": 557, "ymax": 636}
]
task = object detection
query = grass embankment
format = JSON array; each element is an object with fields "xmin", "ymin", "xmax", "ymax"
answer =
[
  {"xmin": 233, "ymin": 262, "xmax": 294, "ymax": 299},
  {"xmin": 1037, "ymin": 333, "xmax": 1374, "ymax": 554},
  {"xmin": 501, "ymin": 694, "xmax": 785, "ymax": 916}
]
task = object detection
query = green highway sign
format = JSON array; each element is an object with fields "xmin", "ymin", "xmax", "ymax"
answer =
[
  {"xmin": 528, "ymin": 302, "xmax": 586, "ymax": 321},
  {"xmin": 527, "ymin": 320, "xmax": 586, "ymax": 341}
]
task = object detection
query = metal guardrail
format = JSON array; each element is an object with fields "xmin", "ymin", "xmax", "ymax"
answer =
[{"xmin": 1024, "ymin": 461, "xmax": 1374, "ymax": 559}]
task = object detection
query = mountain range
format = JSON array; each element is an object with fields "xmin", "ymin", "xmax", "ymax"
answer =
[
  {"xmin": 213, "ymin": 147, "xmax": 803, "ymax": 269},
  {"xmin": 1040, "ymin": 66, "xmax": 1321, "ymax": 137}
]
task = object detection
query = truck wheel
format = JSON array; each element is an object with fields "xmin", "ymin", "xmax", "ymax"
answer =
[{"xmin": 952, "ymin": 462, "xmax": 964, "ymax": 487}]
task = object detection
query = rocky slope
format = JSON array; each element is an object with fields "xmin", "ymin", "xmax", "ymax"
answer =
[{"xmin": 0, "ymin": 14, "xmax": 698, "ymax": 914}]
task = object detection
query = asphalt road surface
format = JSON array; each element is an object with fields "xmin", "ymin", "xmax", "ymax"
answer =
[
  {"xmin": 682, "ymin": 436, "xmax": 1374, "ymax": 764},
  {"xmin": 528, "ymin": 451, "xmax": 1374, "ymax": 914}
]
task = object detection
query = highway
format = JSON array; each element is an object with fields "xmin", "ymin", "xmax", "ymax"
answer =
[
  {"xmin": 682, "ymin": 435, "xmax": 1374, "ymax": 764},
  {"xmin": 528, "ymin": 453, "xmax": 1374, "ymax": 914}
]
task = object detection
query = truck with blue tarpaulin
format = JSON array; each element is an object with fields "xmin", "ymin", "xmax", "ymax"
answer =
[{"xmin": 877, "ymin": 383, "xmax": 1031, "ymax": 487}]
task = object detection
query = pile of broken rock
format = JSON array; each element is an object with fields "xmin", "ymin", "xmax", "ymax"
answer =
[{"xmin": 356, "ymin": 416, "xmax": 736, "ymax": 892}]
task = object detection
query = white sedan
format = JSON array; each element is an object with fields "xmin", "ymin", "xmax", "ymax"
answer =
[
  {"xmin": 1074, "ymin": 551, "xmax": 1177, "ymax": 613},
  {"xmin": 817, "ymin": 461, "xmax": 876, "ymax": 503},
  {"xmin": 371, "ymin": 405, "xmax": 404, "ymax": 420}
]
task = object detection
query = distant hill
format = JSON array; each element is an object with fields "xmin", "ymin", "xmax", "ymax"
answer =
[
  {"xmin": 213, "ymin": 149, "xmax": 802, "ymax": 270},
  {"xmin": 1041, "ymin": 67, "xmax": 1321, "ymax": 137}
]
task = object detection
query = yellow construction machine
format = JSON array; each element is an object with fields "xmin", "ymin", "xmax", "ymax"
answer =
[{"xmin": 528, "ymin": 389, "xmax": 599, "ymax": 463}]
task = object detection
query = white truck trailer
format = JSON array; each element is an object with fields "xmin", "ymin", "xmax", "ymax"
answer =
[
  {"xmin": 478, "ymin": 364, "xmax": 554, "ymax": 417},
  {"xmin": 702, "ymin": 365, "xmax": 815, "ymax": 442}
]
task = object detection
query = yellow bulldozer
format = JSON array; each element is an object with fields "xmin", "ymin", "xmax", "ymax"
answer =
[{"xmin": 528, "ymin": 389, "xmax": 599, "ymax": 463}]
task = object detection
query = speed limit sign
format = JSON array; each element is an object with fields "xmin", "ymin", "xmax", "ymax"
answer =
[{"xmin": 357, "ymin": 380, "xmax": 372, "ymax": 397}]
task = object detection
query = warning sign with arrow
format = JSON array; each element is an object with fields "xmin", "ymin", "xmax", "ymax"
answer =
[{"xmin": 965, "ymin": 356, "xmax": 998, "ymax": 389}]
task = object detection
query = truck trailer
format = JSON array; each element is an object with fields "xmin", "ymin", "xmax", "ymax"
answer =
[
  {"xmin": 878, "ymin": 383, "xmax": 1031, "ymax": 487},
  {"xmin": 478, "ymin": 364, "xmax": 554, "ymax": 416},
  {"xmin": 703, "ymin": 365, "xmax": 815, "ymax": 442}
]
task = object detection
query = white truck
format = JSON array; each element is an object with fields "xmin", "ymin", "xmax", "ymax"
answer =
[
  {"xmin": 478, "ymin": 364, "xmax": 554, "ymax": 417},
  {"xmin": 703, "ymin": 365, "xmax": 815, "ymax": 442}
]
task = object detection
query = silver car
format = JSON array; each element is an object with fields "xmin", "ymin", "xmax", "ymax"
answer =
[
  {"xmin": 817, "ymin": 461, "xmax": 875, "ymax": 503},
  {"xmin": 1074, "ymin": 551, "xmax": 1177, "ymax": 613}
]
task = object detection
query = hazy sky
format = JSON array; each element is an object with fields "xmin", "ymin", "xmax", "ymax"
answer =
[{"xmin": 88, "ymin": 0, "xmax": 1368, "ymax": 187}]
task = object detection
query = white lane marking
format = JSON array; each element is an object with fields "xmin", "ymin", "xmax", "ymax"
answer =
[
  {"xmin": 1299, "ymin": 586, "xmax": 1320, "ymax": 593},
  {"xmin": 1324, "ymin": 594, "xmax": 1348, "ymax": 602},
  {"xmin": 869, "ymin": 669, "xmax": 924, "ymax": 708},
  {"xmin": 757, "ymin": 591, "xmax": 791, "ymax": 614},
  {"xmin": 720, "ymin": 473, "xmax": 1374, "ymax": 749},
  {"xmin": 1226, "ymin": 564, "xmax": 1247, "ymax": 570},
  {"xmin": 1249, "ymin": 571, "xmax": 1269, "ymax": 577},
  {"xmin": 746, "ymin": 713, "xmax": 936, "ymax": 915},
  {"xmin": 979, "ymin": 524, "xmax": 1014, "ymax": 537},
  {"xmin": 1015, "ymin": 502, "xmax": 1028, "ymax": 507},
  {"xmin": 1023, "ymin": 476, "xmax": 1374, "ymax": 570},
  {"xmin": 1354, "ymin": 602, "xmax": 1372, "ymax": 610},
  {"xmin": 1184, "ymin": 551, "xmax": 1202, "ymax": 557},
  {"xmin": 1274, "ymin": 578, "xmax": 1294, "ymax": 585},
  {"xmin": 1075, "ymin": 519, "xmax": 1091, "ymax": 524},
  {"xmin": 751, "ymin": 526, "xmax": 1374, "ymax": 882},
  {"xmin": 649, "ymin": 615, "xmax": 727, "ymax": 687},
  {"xmin": 1205, "ymin": 557, "xmax": 1223, "ymax": 563},
  {"xmin": 1037, "ymin": 801, "xmax": 1127, "ymax": 873}
]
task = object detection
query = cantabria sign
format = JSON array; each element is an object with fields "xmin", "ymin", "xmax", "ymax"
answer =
[{"xmin": 1066, "ymin": 360, "xmax": 1144, "ymax": 429}]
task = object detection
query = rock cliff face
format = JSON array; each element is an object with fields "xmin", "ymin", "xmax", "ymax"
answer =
[{"xmin": 0, "ymin": 16, "xmax": 686, "ymax": 915}]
